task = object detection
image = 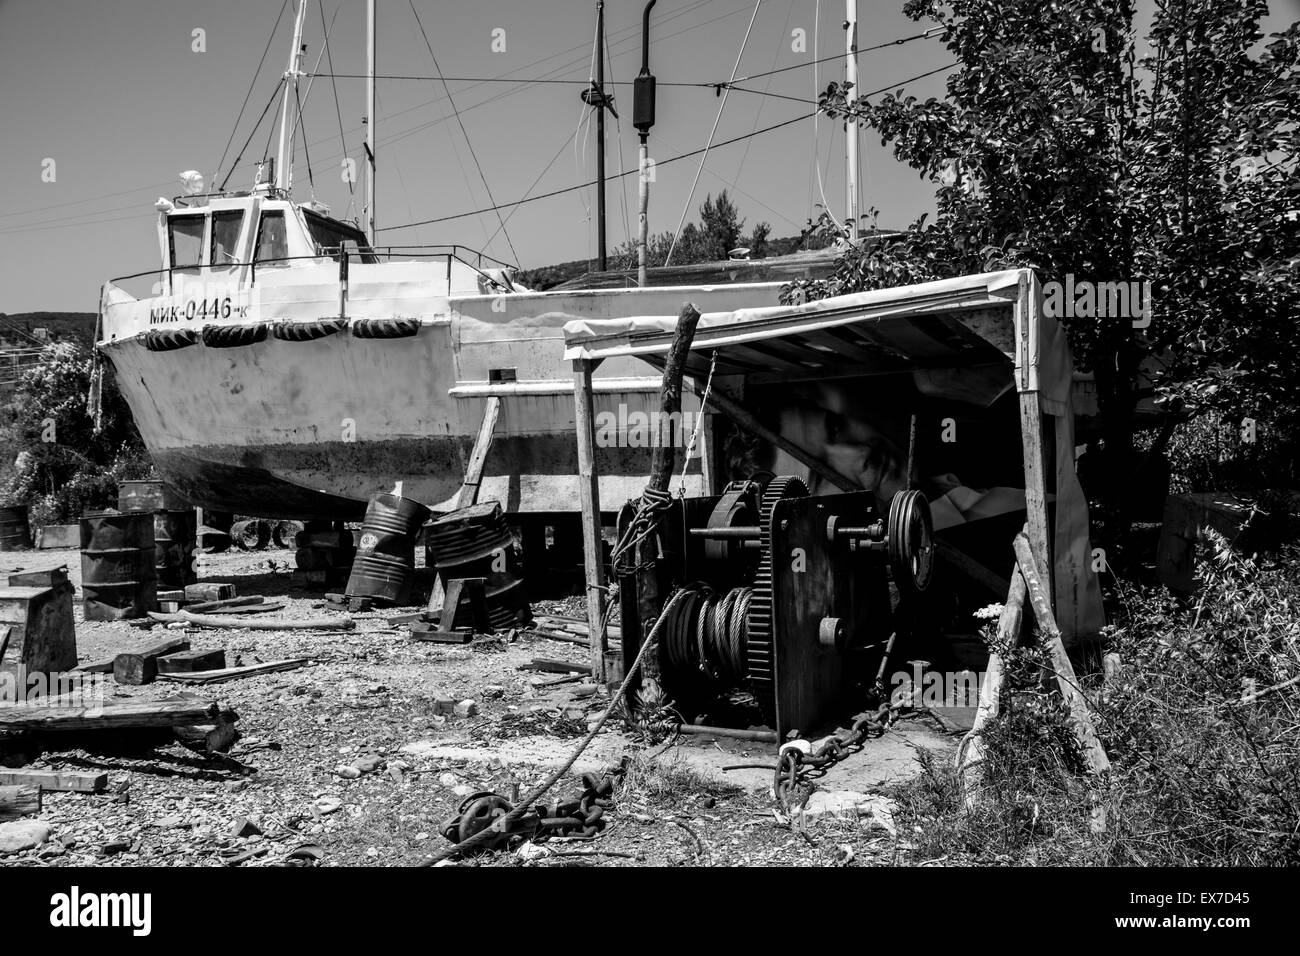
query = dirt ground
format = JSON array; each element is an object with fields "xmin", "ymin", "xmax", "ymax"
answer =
[{"xmin": 0, "ymin": 546, "xmax": 959, "ymax": 868}]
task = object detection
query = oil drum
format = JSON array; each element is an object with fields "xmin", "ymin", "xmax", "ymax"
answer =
[
  {"xmin": 80, "ymin": 510, "xmax": 157, "ymax": 620},
  {"xmin": 425, "ymin": 502, "xmax": 532, "ymax": 629},
  {"xmin": 0, "ymin": 503, "xmax": 32, "ymax": 551},
  {"xmin": 344, "ymin": 493, "xmax": 432, "ymax": 606},
  {"xmin": 154, "ymin": 508, "xmax": 197, "ymax": 589}
]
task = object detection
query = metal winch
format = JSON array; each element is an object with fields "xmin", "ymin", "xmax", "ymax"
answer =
[{"xmin": 619, "ymin": 475, "xmax": 934, "ymax": 740}]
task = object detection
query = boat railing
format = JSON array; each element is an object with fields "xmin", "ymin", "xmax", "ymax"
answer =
[{"xmin": 104, "ymin": 245, "xmax": 518, "ymax": 302}]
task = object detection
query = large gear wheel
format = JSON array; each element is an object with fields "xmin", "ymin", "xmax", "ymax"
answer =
[{"xmin": 745, "ymin": 475, "xmax": 807, "ymax": 719}]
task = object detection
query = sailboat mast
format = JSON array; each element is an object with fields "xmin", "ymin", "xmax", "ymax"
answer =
[
  {"xmin": 276, "ymin": 0, "xmax": 309, "ymax": 193},
  {"xmin": 844, "ymin": 0, "xmax": 859, "ymax": 237},
  {"xmin": 366, "ymin": 0, "xmax": 377, "ymax": 244}
]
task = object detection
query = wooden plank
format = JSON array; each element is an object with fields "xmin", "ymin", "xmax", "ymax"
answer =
[
  {"xmin": 148, "ymin": 611, "xmax": 355, "ymax": 631},
  {"xmin": 75, "ymin": 657, "xmax": 116, "ymax": 674},
  {"xmin": 157, "ymin": 648, "xmax": 227, "ymax": 674},
  {"xmin": 518, "ymin": 658, "xmax": 592, "ymax": 675},
  {"xmin": 114, "ymin": 637, "xmax": 191, "ymax": 686},
  {"xmin": 0, "ymin": 785, "xmax": 40, "ymax": 821},
  {"xmin": 1018, "ymin": 391, "xmax": 1053, "ymax": 611},
  {"xmin": 0, "ymin": 769, "xmax": 108, "ymax": 793},
  {"xmin": 185, "ymin": 595, "xmax": 262, "ymax": 614},
  {"xmin": 572, "ymin": 357, "xmax": 607, "ymax": 681},
  {"xmin": 0, "ymin": 699, "xmax": 218, "ymax": 732},
  {"xmin": 455, "ymin": 396, "xmax": 501, "ymax": 510},
  {"xmin": 1013, "ymin": 534, "xmax": 1110, "ymax": 776},
  {"xmin": 157, "ymin": 658, "xmax": 311, "ymax": 685}
]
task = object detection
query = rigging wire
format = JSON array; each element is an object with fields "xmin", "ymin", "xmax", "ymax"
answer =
[
  {"xmin": 378, "ymin": 63, "xmax": 956, "ymax": 233},
  {"xmin": 318, "ymin": 0, "xmax": 355, "ymax": 217},
  {"xmin": 407, "ymin": 0, "xmax": 520, "ymax": 265},
  {"xmin": 734, "ymin": 0, "xmax": 795, "ymax": 186},
  {"xmin": 216, "ymin": 0, "xmax": 290, "ymax": 186},
  {"xmin": 219, "ymin": 79, "xmax": 286, "ymax": 192},
  {"xmin": 664, "ymin": 0, "xmax": 763, "ymax": 267}
]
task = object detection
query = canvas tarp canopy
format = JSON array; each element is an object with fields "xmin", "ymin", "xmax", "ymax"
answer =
[{"xmin": 563, "ymin": 268, "xmax": 1104, "ymax": 643}]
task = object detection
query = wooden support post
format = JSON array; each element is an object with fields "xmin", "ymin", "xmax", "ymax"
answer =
[
  {"xmin": 573, "ymin": 357, "xmax": 607, "ymax": 681},
  {"xmin": 1018, "ymin": 390, "xmax": 1053, "ymax": 611},
  {"xmin": 455, "ymin": 396, "xmax": 501, "ymax": 510},
  {"xmin": 699, "ymin": 385, "xmax": 855, "ymax": 492},
  {"xmin": 1013, "ymin": 533, "xmax": 1110, "ymax": 776},
  {"xmin": 955, "ymin": 567, "xmax": 1027, "ymax": 804}
]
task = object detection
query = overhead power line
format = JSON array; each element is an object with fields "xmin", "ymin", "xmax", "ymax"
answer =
[{"xmin": 378, "ymin": 63, "xmax": 957, "ymax": 233}]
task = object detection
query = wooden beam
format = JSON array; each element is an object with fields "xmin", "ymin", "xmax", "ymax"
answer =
[
  {"xmin": 455, "ymin": 396, "xmax": 501, "ymax": 510},
  {"xmin": 1013, "ymin": 534, "xmax": 1110, "ymax": 776},
  {"xmin": 0, "ymin": 699, "xmax": 220, "ymax": 733},
  {"xmin": 157, "ymin": 648, "xmax": 227, "ymax": 674},
  {"xmin": 113, "ymin": 637, "xmax": 191, "ymax": 686},
  {"xmin": 698, "ymin": 384, "xmax": 856, "ymax": 492},
  {"xmin": 572, "ymin": 356, "xmax": 607, "ymax": 681},
  {"xmin": 1018, "ymin": 390, "xmax": 1053, "ymax": 610},
  {"xmin": 157, "ymin": 658, "xmax": 310, "ymax": 684},
  {"xmin": 955, "ymin": 566, "xmax": 1027, "ymax": 805},
  {"xmin": 0, "ymin": 769, "xmax": 108, "ymax": 793}
]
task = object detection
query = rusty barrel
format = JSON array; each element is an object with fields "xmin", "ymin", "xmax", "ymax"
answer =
[
  {"xmin": 344, "ymin": 493, "xmax": 432, "ymax": 606},
  {"xmin": 0, "ymin": 504, "xmax": 33, "ymax": 551},
  {"xmin": 154, "ymin": 509, "xmax": 197, "ymax": 589},
  {"xmin": 80, "ymin": 510, "xmax": 157, "ymax": 620},
  {"xmin": 425, "ymin": 501, "xmax": 532, "ymax": 629}
]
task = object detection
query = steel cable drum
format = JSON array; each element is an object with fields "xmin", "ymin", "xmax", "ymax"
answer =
[
  {"xmin": 80, "ymin": 510, "xmax": 157, "ymax": 620},
  {"xmin": 0, "ymin": 503, "xmax": 32, "ymax": 551},
  {"xmin": 154, "ymin": 509, "xmax": 197, "ymax": 589},
  {"xmin": 345, "ymin": 492, "xmax": 432, "ymax": 606}
]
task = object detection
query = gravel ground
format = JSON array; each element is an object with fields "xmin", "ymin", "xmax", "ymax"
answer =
[{"xmin": 0, "ymin": 546, "xmax": 952, "ymax": 868}]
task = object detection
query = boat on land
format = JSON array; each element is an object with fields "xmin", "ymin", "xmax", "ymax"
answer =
[{"xmin": 95, "ymin": 0, "xmax": 844, "ymax": 523}]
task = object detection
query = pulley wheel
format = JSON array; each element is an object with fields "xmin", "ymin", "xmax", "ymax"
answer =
[
  {"xmin": 457, "ymin": 794, "xmax": 513, "ymax": 848},
  {"xmin": 887, "ymin": 490, "xmax": 934, "ymax": 593}
]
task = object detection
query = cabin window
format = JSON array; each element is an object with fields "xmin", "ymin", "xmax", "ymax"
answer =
[
  {"xmin": 210, "ymin": 210, "xmax": 244, "ymax": 265},
  {"xmin": 255, "ymin": 211, "xmax": 288, "ymax": 266},
  {"xmin": 304, "ymin": 211, "xmax": 377, "ymax": 263},
  {"xmin": 168, "ymin": 215, "xmax": 205, "ymax": 269}
]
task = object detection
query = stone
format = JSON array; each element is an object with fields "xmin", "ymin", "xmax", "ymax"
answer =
[
  {"xmin": 0, "ymin": 820, "xmax": 51, "ymax": 854},
  {"xmin": 438, "ymin": 772, "xmax": 459, "ymax": 789},
  {"xmin": 232, "ymin": 817, "xmax": 263, "ymax": 838},
  {"xmin": 451, "ymin": 784, "xmax": 474, "ymax": 798},
  {"xmin": 454, "ymin": 700, "xmax": 478, "ymax": 718},
  {"xmin": 482, "ymin": 685, "xmax": 505, "ymax": 700},
  {"xmin": 314, "ymin": 796, "xmax": 342, "ymax": 815},
  {"xmin": 351, "ymin": 753, "xmax": 385, "ymax": 774},
  {"xmin": 102, "ymin": 837, "xmax": 132, "ymax": 855},
  {"xmin": 798, "ymin": 791, "xmax": 897, "ymax": 834},
  {"xmin": 334, "ymin": 765, "xmax": 362, "ymax": 780}
]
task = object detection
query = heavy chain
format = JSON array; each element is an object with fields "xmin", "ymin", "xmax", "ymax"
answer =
[{"xmin": 773, "ymin": 703, "xmax": 894, "ymax": 809}]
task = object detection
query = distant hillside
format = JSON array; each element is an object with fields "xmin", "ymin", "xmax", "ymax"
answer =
[{"xmin": 0, "ymin": 312, "xmax": 98, "ymax": 349}]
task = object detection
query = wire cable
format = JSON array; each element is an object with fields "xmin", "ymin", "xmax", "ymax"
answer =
[
  {"xmin": 664, "ymin": 0, "xmax": 764, "ymax": 266},
  {"xmin": 217, "ymin": 0, "xmax": 290, "ymax": 186}
]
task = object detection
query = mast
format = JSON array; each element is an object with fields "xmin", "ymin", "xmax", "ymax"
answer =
[
  {"xmin": 276, "ymin": 0, "xmax": 309, "ymax": 193},
  {"xmin": 844, "ymin": 0, "xmax": 859, "ymax": 237},
  {"xmin": 366, "ymin": 0, "xmax": 378, "ymax": 244}
]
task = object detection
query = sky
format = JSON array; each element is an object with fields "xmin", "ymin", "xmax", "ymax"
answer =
[{"xmin": 1, "ymin": 0, "xmax": 1297, "ymax": 314}]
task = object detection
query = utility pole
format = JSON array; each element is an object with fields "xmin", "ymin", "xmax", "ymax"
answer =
[
  {"xmin": 634, "ymin": 1, "xmax": 658, "ymax": 287},
  {"xmin": 583, "ymin": 2, "xmax": 617, "ymax": 271},
  {"xmin": 365, "ymin": 0, "xmax": 378, "ymax": 245},
  {"xmin": 844, "ymin": 0, "xmax": 859, "ymax": 238}
]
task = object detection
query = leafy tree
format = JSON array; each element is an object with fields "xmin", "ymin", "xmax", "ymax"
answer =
[
  {"xmin": 1, "ymin": 342, "xmax": 151, "ymax": 523},
  {"xmin": 790, "ymin": 0, "xmax": 1300, "ymax": 547}
]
